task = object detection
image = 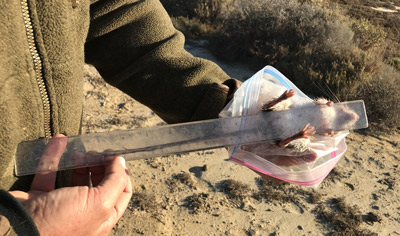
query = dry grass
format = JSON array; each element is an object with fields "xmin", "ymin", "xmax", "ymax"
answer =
[
  {"xmin": 251, "ymin": 178, "xmax": 379, "ymax": 235},
  {"xmin": 184, "ymin": 193, "xmax": 210, "ymax": 214},
  {"xmin": 314, "ymin": 198, "xmax": 378, "ymax": 236},
  {"xmin": 165, "ymin": 172, "xmax": 196, "ymax": 192},
  {"xmin": 219, "ymin": 179, "xmax": 252, "ymax": 200},
  {"xmin": 129, "ymin": 192, "xmax": 159, "ymax": 213}
]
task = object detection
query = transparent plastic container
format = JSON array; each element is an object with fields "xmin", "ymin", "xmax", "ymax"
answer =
[{"xmin": 220, "ymin": 65, "xmax": 368, "ymax": 187}]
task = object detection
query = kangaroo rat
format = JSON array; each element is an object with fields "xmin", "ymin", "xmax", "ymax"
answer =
[{"xmin": 241, "ymin": 89, "xmax": 359, "ymax": 166}]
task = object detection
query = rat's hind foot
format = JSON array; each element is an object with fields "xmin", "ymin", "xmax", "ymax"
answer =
[
  {"xmin": 262, "ymin": 89, "xmax": 295, "ymax": 111},
  {"xmin": 321, "ymin": 130, "xmax": 335, "ymax": 136},
  {"xmin": 314, "ymin": 98, "xmax": 334, "ymax": 106},
  {"xmin": 278, "ymin": 123, "xmax": 315, "ymax": 148}
]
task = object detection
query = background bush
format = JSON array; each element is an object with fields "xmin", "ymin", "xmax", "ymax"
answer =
[
  {"xmin": 171, "ymin": 16, "xmax": 216, "ymax": 38},
  {"xmin": 356, "ymin": 65, "xmax": 400, "ymax": 132},
  {"xmin": 161, "ymin": 0, "xmax": 400, "ymax": 132},
  {"xmin": 329, "ymin": 0, "xmax": 400, "ymax": 68},
  {"xmin": 160, "ymin": 0, "xmax": 231, "ymax": 22},
  {"xmin": 160, "ymin": 0, "xmax": 199, "ymax": 18},
  {"xmin": 208, "ymin": 0, "xmax": 383, "ymax": 100},
  {"xmin": 161, "ymin": 0, "xmax": 231, "ymax": 38}
]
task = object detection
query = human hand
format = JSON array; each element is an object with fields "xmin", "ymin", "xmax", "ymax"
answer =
[{"xmin": 9, "ymin": 134, "xmax": 132, "ymax": 236}]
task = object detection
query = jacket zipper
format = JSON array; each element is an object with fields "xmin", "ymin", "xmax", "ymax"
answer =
[{"xmin": 20, "ymin": 0, "xmax": 52, "ymax": 138}]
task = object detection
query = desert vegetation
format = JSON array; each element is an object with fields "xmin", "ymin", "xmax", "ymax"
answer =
[{"xmin": 160, "ymin": 0, "xmax": 400, "ymax": 132}]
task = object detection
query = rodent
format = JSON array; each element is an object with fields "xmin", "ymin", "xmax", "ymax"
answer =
[
  {"xmin": 262, "ymin": 89, "xmax": 359, "ymax": 137},
  {"xmin": 241, "ymin": 89, "xmax": 359, "ymax": 166}
]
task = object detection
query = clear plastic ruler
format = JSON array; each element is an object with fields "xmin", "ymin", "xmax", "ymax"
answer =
[{"xmin": 15, "ymin": 100, "xmax": 368, "ymax": 176}]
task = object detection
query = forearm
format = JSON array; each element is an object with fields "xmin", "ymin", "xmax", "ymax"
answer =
[{"xmin": 85, "ymin": 0, "xmax": 240, "ymax": 123}]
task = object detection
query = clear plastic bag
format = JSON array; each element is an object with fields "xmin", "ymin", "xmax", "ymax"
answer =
[{"xmin": 220, "ymin": 65, "xmax": 349, "ymax": 187}]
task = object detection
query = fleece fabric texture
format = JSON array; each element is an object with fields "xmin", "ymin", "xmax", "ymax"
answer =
[
  {"xmin": 0, "ymin": 0, "xmax": 240, "ymax": 191},
  {"xmin": 0, "ymin": 190, "xmax": 40, "ymax": 236}
]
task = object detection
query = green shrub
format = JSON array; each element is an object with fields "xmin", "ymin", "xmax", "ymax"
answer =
[
  {"xmin": 351, "ymin": 18, "xmax": 387, "ymax": 50},
  {"xmin": 162, "ymin": 0, "xmax": 400, "ymax": 131},
  {"xmin": 161, "ymin": 0, "xmax": 231, "ymax": 38},
  {"xmin": 330, "ymin": 0, "xmax": 400, "ymax": 63},
  {"xmin": 356, "ymin": 64, "xmax": 400, "ymax": 132},
  {"xmin": 171, "ymin": 16, "xmax": 216, "ymax": 38},
  {"xmin": 208, "ymin": 0, "xmax": 380, "ymax": 99},
  {"xmin": 389, "ymin": 57, "xmax": 400, "ymax": 71},
  {"xmin": 194, "ymin": 0, "xmax": 232, "ymax": 23},
  {"xmin": 160, "ymin": 0, "xmax": 198, "ymax": 18},
  {"xmin": 160, "ymin": 0, "xmax": 231, "ymax": 22}
]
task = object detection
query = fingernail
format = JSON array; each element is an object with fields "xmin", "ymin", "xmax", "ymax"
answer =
[{"xmin": 119, "ymin": 156, "xmax": 126, "ymax": 168}]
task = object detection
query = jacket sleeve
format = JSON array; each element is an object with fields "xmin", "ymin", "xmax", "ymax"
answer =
[
  {"xmin": 85, "ymin": 0, "xmax": 240, "ymax": 123},
  {"xmin": 0, "ymin": 190, "xmax": 40, "ymax": 236}
]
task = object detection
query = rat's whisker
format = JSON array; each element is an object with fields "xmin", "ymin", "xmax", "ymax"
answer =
[
  {"xmin": 310, "ymin": 79, "xmax": 331, "ymax": 100},
  {"xmin": 322, "ymin": 81, "xmax": 340, "ymax": 103}
]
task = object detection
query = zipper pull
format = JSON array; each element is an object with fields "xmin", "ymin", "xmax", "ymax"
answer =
[{"xmin": 71, "ymin": 0, "xmax": 79, "ymax": 8}]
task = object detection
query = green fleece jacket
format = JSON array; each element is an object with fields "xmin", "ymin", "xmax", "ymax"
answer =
[
  {"xmin": 0, "ymin": 0, "xmax": 240, "ymax": 192},
  {"xmin": 0, "ymin": 190, "xmax": 39, "ymax": 236}
]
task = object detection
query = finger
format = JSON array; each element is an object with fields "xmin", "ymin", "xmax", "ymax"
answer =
[
  {"xmin": 86, "ymin": 150, "xmax": 115, "ymax": 186},
  {"xmin": 96, "ymin": 157, "xmax": 132, "ymax": 233},
  {"xmin": 89, "ymin": 164, "xmax": 107, "ymax": 187},
  {"xmin": 72, "ymin": 166, "xmax": 90, "ymax": 186},
  {"xmin": 73, "ymin": 150, "xmax": 109, "ymax": 167},
  {"xmin": 31, "ymin": 134, "xmax": 67, "ymax": 192},
  {"xmin": 8, "ymin": 190, "xmax": 30, "ymax": 201},
  {"xmin": 72, "ymin": 152, "xmax": 115, "ymax": 187},
  {"xmin": 85, "ymin": 149, "xmax": 116, "ymax": 166},
  {"xmin": 72, "ymin": 152, "xmax": 90, "ymax": 186},
  {"xmin": 72, "ymin": 151, "xmax": 87, "ymax": 167},
  {"xmin": 95, "ymin": 157, "xmax": 130, "ymax": 212},
  {"xmin": 73, "ymin": 164, "xmax": 108, "ymax": 187},
  {"xmin": 110, "ymin": 159, "xmax": 132, "ymax": 222}
]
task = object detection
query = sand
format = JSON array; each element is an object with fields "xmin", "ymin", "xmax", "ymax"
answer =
[{"xmin": 82, "ymin": 41, "xmax": 400, "ymax": 236}]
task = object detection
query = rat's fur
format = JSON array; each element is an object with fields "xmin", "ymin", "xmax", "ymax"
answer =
[{"xmin": 241, "ymin": 88, "xmax": 359, "ymax": 166}]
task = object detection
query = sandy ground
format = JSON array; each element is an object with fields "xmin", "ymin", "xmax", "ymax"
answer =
[{"xmin": 82, "ymin": 41, "xmax": 400, "ymax": 236}]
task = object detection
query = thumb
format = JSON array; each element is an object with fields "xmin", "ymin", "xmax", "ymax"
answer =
[{"xmin": 95, "ymin": 157, "xmax": 131, "ymax": 213}]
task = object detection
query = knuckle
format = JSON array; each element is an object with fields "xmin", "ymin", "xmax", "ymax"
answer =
[
  {"xmin": 116, "ymin": 174, "xmax": 128, "ymax": 187},
  {"xmin": 100, "ymin": 200, "xmax": 113, "ymax": 214}
]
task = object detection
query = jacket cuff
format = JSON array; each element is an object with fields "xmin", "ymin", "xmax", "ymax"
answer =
[
  {"xmin": 190, "ymin": 78, "xmax": 241, "ymax": 121},
  {"xmin": 0, "ymin": 190, "xmax": 40, "ymax": 236},
  {"xmin": 0, "ymin": 215, "xmax": 10, "ymax": 236}
]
